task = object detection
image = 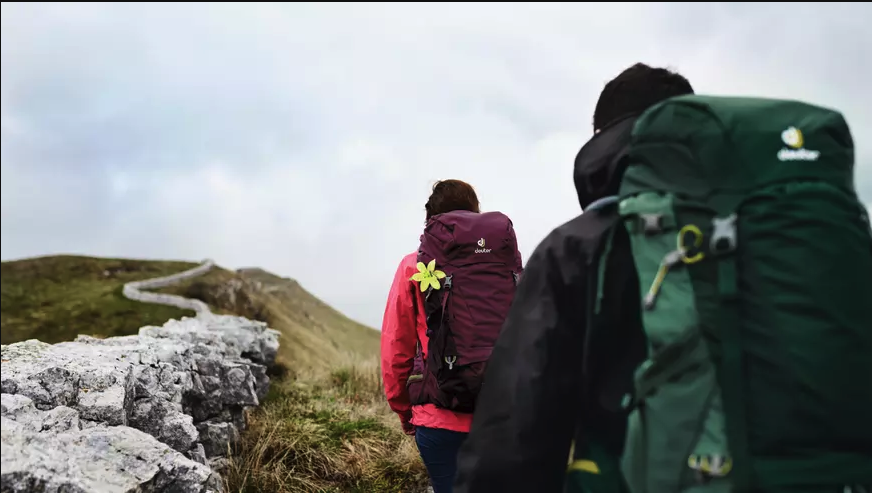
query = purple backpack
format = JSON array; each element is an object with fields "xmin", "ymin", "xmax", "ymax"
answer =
[{"xmin": 407, "ymin": 210, "xmax": 523, "ymax": 413}]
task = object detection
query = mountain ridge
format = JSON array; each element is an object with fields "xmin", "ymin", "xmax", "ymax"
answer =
[{"xmin": 0, "ymin": 255, "xmax": 380, "ymax": 370}]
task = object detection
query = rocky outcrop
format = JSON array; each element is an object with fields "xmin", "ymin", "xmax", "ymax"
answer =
[
  {"xmin": 2, "ymin": 408, "xmax": 221, "ymax": 493},
  {"xmin": 1, "ymin": 315, "xmax": 280, "ymax": 492},
  {"xmin": 122, "ymin": 259, "xmax": 216, "ymax": 316}
]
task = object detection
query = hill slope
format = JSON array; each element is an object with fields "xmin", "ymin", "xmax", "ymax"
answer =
[
  {"xmin": 157, "ymin": 265, "xmax": 381, "ymax": 370},
  {"xmin": 0, "ymin": 255, "xmax": 380, "ymax": 370},
  {"xmin": 1, "ymin": 255, "xmax": 198, "ymax": 344},
  {"xmin": 1, "ymin": 255, "xmax": 426, "ymax": 492}
]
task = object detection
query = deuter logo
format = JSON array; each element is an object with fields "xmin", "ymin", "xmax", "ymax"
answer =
[
  {"xmin": 778, "ymin": 126, "xmax": 820, "ymax": 162},
  {"xmin": 475, "ymin": 238, "xmax": 491, "ymax": 254}
]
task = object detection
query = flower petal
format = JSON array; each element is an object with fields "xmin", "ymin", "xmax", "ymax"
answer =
[
  {"xmin": 410, "ymin": 272, "xmax": 426, "ymax": 282},
  {"xmin": 427, "ymin": 259, "xmax": 436, "ymax": 272},
  {"xmin": 416, "ymin": 262, "xmax": 427, "ymax": 273},
  {"xmin": 434, "ymin": 270, "xmax": 446, "ymax": 279}
]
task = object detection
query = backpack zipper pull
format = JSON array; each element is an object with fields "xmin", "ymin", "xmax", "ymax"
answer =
[
  {"xmin": 644, "ymin": 249, "xmax": 684, "ymax": 310},
  {"xmin": 445, "ymin": 356, "xmax": 457, "ymax": 370}
]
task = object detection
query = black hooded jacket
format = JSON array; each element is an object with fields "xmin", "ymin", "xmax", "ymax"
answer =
[{"xmin": 453, "ymin": 116, "xmax": 647, "ymax": 493}]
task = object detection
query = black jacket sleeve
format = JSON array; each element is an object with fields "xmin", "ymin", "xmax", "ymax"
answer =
[{"xmin": 454, "ymin": 225, "xmax": 588, "ymax": 493}]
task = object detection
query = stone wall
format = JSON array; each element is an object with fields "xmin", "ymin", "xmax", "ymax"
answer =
[
  {"xmin": 1, "ymin": 261, "xmax": 281, "ymax": 493},
  {"xmin": 122, "ymin": 259, "xmax": 216, "ymax": 316}
]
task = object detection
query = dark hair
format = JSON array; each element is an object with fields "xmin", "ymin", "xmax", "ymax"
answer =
[
  {"xmin": 593, "ymin": 63, "xmax": 695, "ymax": 131},
  {"xmin": 425, "ymin": 179, "xmax": 480, "ymax": 223}
]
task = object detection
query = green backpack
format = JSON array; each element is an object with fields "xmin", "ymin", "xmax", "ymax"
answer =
[{"xmin": 570, "ymin": 95, "xmax": 872, "ymax": 493}]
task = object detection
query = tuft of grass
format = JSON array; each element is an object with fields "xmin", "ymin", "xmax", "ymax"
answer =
[
  {"xmin": 224, "ymin": 360, "xmax": 429, "ymax": 493},
  {"xmin": 0, "ymin": 255, "xmax": 198, "ymax": 344}
]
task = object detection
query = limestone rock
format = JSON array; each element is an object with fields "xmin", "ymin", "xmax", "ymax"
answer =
[
  {"xmin": 196, "ymin": 420, "xmax": 240, "ymax": 458},
  {"xmin": 1, "ymin": 314, "xmax": 280, "ymax": 493},
  {"xmin": 1, "ymin": 415, "xmax": 221, "ymax": 493}
]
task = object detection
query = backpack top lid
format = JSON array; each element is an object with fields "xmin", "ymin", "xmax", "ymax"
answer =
[
  {"xmin": 418, "ymin": 210, "xmax": 517, "ymax": 267},
  {"xmin": 619, "ymin": 94, "xmax": 856, "ymax": 201}
]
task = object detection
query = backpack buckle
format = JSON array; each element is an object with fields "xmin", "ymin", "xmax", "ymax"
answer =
[
  {"xmin": 710, "ymin": 214, "xmax": 738, "ymax": 255},
  {"xmin": 640, "ymin": 213, "xmax": 664, "ymax": 235}
]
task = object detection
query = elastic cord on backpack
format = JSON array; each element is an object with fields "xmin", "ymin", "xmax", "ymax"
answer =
[{"xmin": 585, "ymin": 195, "xmax": 620, "ymax": 213}]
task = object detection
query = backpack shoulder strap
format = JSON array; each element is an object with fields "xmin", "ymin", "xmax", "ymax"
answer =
[
  {"xmin": 581, "ymin": 197, "xmax": 622, "ymax": 387},
  {"xmin": 568, "ymin": 196, "xmax": 635, "ymax": 492}
]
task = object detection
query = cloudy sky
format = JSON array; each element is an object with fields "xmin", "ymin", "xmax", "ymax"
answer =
[{"xmin": 2, "ymin": 2, "xmax": 871, "ymax": 328}]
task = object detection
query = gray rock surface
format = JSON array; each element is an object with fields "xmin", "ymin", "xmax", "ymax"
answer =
[
  {"xmin": 1, "ymin": 314, "xmax": 280, "ymax": 492},
  {"xmin": 2, "ymin": 413, "xmax": 221, "ymax": 493}
]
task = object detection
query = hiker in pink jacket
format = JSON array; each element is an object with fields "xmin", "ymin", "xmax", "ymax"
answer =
[{"xmin": 381, "ymin": 179, "xmax": 523, "ymax": 493}]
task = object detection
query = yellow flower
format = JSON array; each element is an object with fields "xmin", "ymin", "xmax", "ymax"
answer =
[{"xmin": 409, "ymin": 259, "xmax": 447, "ymax": 292}]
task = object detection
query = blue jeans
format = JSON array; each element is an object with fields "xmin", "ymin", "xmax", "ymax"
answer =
[{"xmin": 415, "ymin": 426, "xmax": 469, "ymax": 493}]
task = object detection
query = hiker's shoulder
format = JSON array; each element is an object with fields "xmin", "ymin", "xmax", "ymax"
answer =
[
  {"xmin": 549, "ymin": 210, "xmax": 615, "ymax": 249},
  {"xmin": 399, "ymin": 251, "xmax": 418, "ymax": 266},
  {"xmin": 393, "ymin": 251, "xmax": 419, "ymax": 277},
  {"xmin": 533, "ymin": 211, "xmax": 612, "ymax": 265}
]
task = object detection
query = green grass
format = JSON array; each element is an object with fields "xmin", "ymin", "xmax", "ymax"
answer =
[
  {"xmin": 1, "ymin": 255, "xmax": 381, "ymax": 371},
  {"xmin": 223, "ymin": 361, "xmax": 429, "ymax": 493},
  {"xmin": 1, "ymin": 255, "xmax": 198, "ymax": 344},
  {"xmin": 1, "ymin": 255, "xmax": 415, "ymax": 492}
]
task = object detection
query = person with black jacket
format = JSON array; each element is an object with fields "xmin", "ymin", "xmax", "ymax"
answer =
[{"xmin": 453, "ymin": 63, "xmax": 696, "ymax": 493}]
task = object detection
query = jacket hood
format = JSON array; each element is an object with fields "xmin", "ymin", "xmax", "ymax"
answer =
[{"xmin": 572, "ymin": 114, "xmax": 638, "ymax": 210}]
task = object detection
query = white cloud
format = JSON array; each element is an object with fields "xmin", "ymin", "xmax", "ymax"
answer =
[{"xmin": 2, "ymin": 2, "xmax": 871, "ymax": 328}]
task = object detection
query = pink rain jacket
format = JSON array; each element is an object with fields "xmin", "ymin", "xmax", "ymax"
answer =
[{"xmin": 380, "ymin": 252, "xmax": 474, "ymax": 433}]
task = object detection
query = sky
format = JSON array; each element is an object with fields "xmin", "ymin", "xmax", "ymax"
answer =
[{"xmin": 2, "ymin": 2, "xmax": 871, "ymax": 329}]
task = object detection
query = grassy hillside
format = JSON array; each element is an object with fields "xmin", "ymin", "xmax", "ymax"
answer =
[
  {"xmin": 0, "ymin": 255, "xmax": 421, "ymax": 492},
  {"xmin": 1, "ymin": 255, "xmax": 198, "ymax": 344},
  {"xmin": 0, "ymin": 255, "xmax": 380, "ymax": 369}
]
